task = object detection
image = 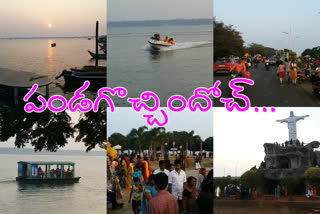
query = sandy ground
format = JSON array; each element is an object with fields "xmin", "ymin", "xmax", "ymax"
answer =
[{"xmin": 108, "ymin": 158, "xmax": 213, "ymax": 214}]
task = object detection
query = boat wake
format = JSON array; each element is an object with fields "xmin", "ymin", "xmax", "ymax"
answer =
[
  {"xmin": 0, "ymin": 179, "xmax": 15, "ymax": 183},
  {"xmin": 144, "ymin": 41, "xmax": 212, "ymax": 51}
]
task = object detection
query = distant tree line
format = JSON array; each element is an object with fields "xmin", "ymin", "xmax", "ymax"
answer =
[
  {"xmin": 245, "ymin": 43, "xmax": 276, "ymax": 57},
  {"xmin": 301, "ymin": 46, "xmax": 320, "ymax": 58},
  {"xmin": 108, "ymin": 126, "xmax": 213, "ymax": 155}
]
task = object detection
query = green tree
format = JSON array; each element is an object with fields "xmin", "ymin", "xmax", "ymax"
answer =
[
  {"xmin": 127, "ymin": 126, "xmax": 148, "ymax": 153},
  {"xmin": 203, "ymin": 137, "xmax": 213, "ymax": 152},
  {"xmin": 301, "ymin": 46, "xmax": 320, "ymax": 58},
  {"xmin": 214, "ymin": 20, "xmax": 245, "ymax": 60},
  {"xmin": 74, "ymin": 108, "xmax": 106, "ymax": 151},
  {"xmin": 305, "ymin": 167, "xmax": 320, "ymax": 186},
  {"xmin": 108, "ymin": 133, "xmax": 128, "ymax": 152},
  {"xmin": 240, "ymin": 170, "xmax": 263, "ymax": 188}
]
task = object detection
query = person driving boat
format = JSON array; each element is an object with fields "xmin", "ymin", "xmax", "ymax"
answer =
[{"xmin": 164, "ymin": 36, "xmax": 169, "ymax": 43}]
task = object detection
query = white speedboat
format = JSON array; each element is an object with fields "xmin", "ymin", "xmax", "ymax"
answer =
[{"xmin": 148, "ymin": 39, "xmax": 173, "ymax": 50}]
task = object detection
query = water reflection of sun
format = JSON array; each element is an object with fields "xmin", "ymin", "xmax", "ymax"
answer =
[{"xmin": 47, "ymin": 40, "xmax": 54, "ymax": 73}]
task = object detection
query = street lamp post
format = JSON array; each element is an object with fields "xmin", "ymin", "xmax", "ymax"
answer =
[
  {"xmin": 164, "ymin": 142, "xmax": 168, "ymax": 160},
  {"xmin": 179, "ymin": 145, "xmax": 185, "ymax": 170}
]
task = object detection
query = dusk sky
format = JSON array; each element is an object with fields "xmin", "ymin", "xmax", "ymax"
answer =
[
  {"xmin": 107, "ymin": 108, "xmax": 213, "ymax": 142},
  {"xmin": 214, "ymin": 0, "xmax": 320, "ymax": 55},
  {"xmin": 215, "ymin": 108, "xmax": 320, "ymax": 177},
  {"xmin": 108, "ymin": 0, "xmax": 213, "ymax": 21},
  {"xmin": 0, "ymin": 0, "xmax": 106, "ymax": 38},
  {"xmin": 0, "ymin": 111, "xmax": 103, "ymax": 152}
]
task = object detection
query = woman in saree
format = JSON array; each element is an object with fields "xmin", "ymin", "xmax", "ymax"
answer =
[
  {"xmin": 127, "ymin": 157, "xmax": 134, "ymax": 189},
  {"xmin": 142, "ymin": 157, "xmax": 151, "ymax": 184}
]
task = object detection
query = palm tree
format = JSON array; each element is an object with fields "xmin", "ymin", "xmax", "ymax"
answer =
[{"xmin": 126, "ymin": 126, "xmax": 148, "ymax": 154}]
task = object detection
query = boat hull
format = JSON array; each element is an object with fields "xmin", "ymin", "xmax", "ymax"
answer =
[
  {"xmin": 88, "ymin": 50, "xmax": 106, "ymax": 60},
  {"xmin": 63, "ymin": 72, "xmax": 106, "ymax": 83},
  {"xmin": 16, "ymin": 177, "xmax": 81, "ymax": 184},
  {"xmin": 148, "ymin": 39, "xmax": 173, "ymax": 50}
]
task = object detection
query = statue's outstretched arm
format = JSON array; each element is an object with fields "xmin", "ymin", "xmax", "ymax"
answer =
[
  {"xmin": 296, "ymin": 115, "xmax": 310, "ymax": 121},
  {"xmin": 276, "ymin": 119, "xmax": 288, "ymax": 123}
]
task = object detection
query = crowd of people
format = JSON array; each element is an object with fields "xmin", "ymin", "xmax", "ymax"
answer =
[
  {"xmin": 228, "ymin": 54, "xmax": 320, "ymax": 88},
  {"xmin": 36, "ymin": 166, "xmax": 73, "ymax": 179},
  {"xmin": 107, "ymin": 153, "xmax": 213, "ymax": 214}
]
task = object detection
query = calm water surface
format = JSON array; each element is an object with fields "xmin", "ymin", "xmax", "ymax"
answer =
[
  {"xmin": 0, "ymin": 38, "xmax": 106, "ymax": 100},
  {"xmin": 107, "ymin": 24, "xmax": 213, "ymax": 106},
  {"xmin": 0, "ymin": 154, "xmax": 105, "ymax": 214}
]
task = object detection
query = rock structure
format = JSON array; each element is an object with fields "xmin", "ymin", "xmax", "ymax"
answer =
[{"xmin": 259, "ymin": 141, "xmax": 320, "ymax": 180}]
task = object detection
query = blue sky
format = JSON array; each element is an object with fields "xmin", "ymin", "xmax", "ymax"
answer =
[
  {"xmin": 215, "ymin": 107, "xmax": 320, "ymax": 177},
  {"xmin": 214, "ymin": 0, "xmax": 320, "ymax": 55},
  {"xmin": 107, "ymin": 108, "xmax": 213, "ymax": 141}
]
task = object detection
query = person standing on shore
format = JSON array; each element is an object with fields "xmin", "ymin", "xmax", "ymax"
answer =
[
  {"xmin": 148, "ymin": 173, "xmax": 179, "ymax": 214},
  {"xmin": 142, "ymin": 174, "xmax": 158, "ymax": 214},
  {"xmin": 127, "ymin": 158, "xmax": 134, "ymax": 189},
  {"xmin": 142, "ymin": 157, "xmax": 151, "ymax": 184},
  {"xmin": 183, "ymin": 176, "xmax": 199, "ymax": 214},
  {"xmin": 154, "ymin": 160, "xmax": 170, "ymax": 176},
  {"xmin": 196, "ymin": 168, "xmax": 206, "ymax": 191},
  {"xmin": 275, "ymin": 185, "xmax": 281, "ymax": 200},
  {"xmin": 169, "ymin": 159, "xmax": 187, "ymax": 214}
]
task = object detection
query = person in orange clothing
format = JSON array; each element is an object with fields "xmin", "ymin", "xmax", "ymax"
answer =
[
  {"xmin": 312, "ymin": 186, "xmax": 317, "ymax": 196},
  {"xmin": 164, "ymin": 36, "xmax": 169, "ymax": 43},
  {"xmin": 168, "ymin": 38, "xmax": 175, "ymax": 45},
  {"xmin": 142, "ymin": 157, "xmax": 151, "ymax": 184},
  {"xmin": 252, "ymin": 187, "xmax": 257, "ymax": 199},
  {"xmin": 230, "ymin": 58, "xmax": 247, "ymax": 74}
]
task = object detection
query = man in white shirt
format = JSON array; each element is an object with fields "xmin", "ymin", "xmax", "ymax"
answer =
[
  {"xmin": 168, "ymin": 159, "xmax": 186, "ymax": 214},
  {"xmin": 153, "ymin": 160, "xmax": 170, "ymax": 176}
]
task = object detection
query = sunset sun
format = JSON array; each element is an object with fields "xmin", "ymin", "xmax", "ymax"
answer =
[{"xmin": 48, "ymin": 23, "xmax": 52, "ymax": 28}]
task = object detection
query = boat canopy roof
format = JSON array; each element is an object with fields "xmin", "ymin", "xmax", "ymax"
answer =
[
  {"xmin": 0, "ymin": 68, "xmax": 52, "ymax": 88},
  {"xmin": 18, "ymin": 161, "xmax": 75, "ymax": 165}
]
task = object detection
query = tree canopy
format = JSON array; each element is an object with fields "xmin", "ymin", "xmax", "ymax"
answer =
[
  {"xmin": 301, "ymin": 46, "xmax": 320, "ymax": 58},
  {"xmin": 240, "ymin": 170, "xmax": 263, "ymax": 188},
  {"xmin": 0, "ymin": 107, "xmax": 106, "ymax": 152},
  {"xmin": 214, "ymin": 20, "xmax": 245, "ymax": 60}
]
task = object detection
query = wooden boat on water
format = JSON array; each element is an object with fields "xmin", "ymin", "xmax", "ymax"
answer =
[
  {"xmin": 56, "ymin": 65, "xmax": 106, "ymax": 83},
  {"xmin": 0, "ymin": 68, "xmax": 51, "ymax": 105},
  {"xmin": 88, "ymin": 50, "xmax": 106, "ymax": 60},
  {"xmin": 16, "ymin": 161, "xmax": 80, "ymax": 184}
]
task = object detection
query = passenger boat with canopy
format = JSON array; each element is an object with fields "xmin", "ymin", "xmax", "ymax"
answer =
[{"xmin": 16, "ymin": 161, "xmax": 81, "ymax": 184}]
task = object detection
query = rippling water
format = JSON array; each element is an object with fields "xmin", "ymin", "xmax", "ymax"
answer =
[
  {"xmin": 0, "ymin": 38, "xmax": 106, "ymax": 100},
  {"xmin": 107, "ymin": 24, "xmax": 213, "ymax": 106},
  {"xmin": 0, "ymin": 154, "xmax": 105, "ymax": 214}
]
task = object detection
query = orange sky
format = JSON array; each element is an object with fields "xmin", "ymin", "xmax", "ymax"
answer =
[{"xmin": 0, "ymin": 0, "xmax": 106, "ymax": 37}]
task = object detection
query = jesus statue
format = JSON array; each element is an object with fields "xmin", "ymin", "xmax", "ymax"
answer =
[{"xmin": 276, "ymin": 111, "xmax": 309, "ymax": 143}]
